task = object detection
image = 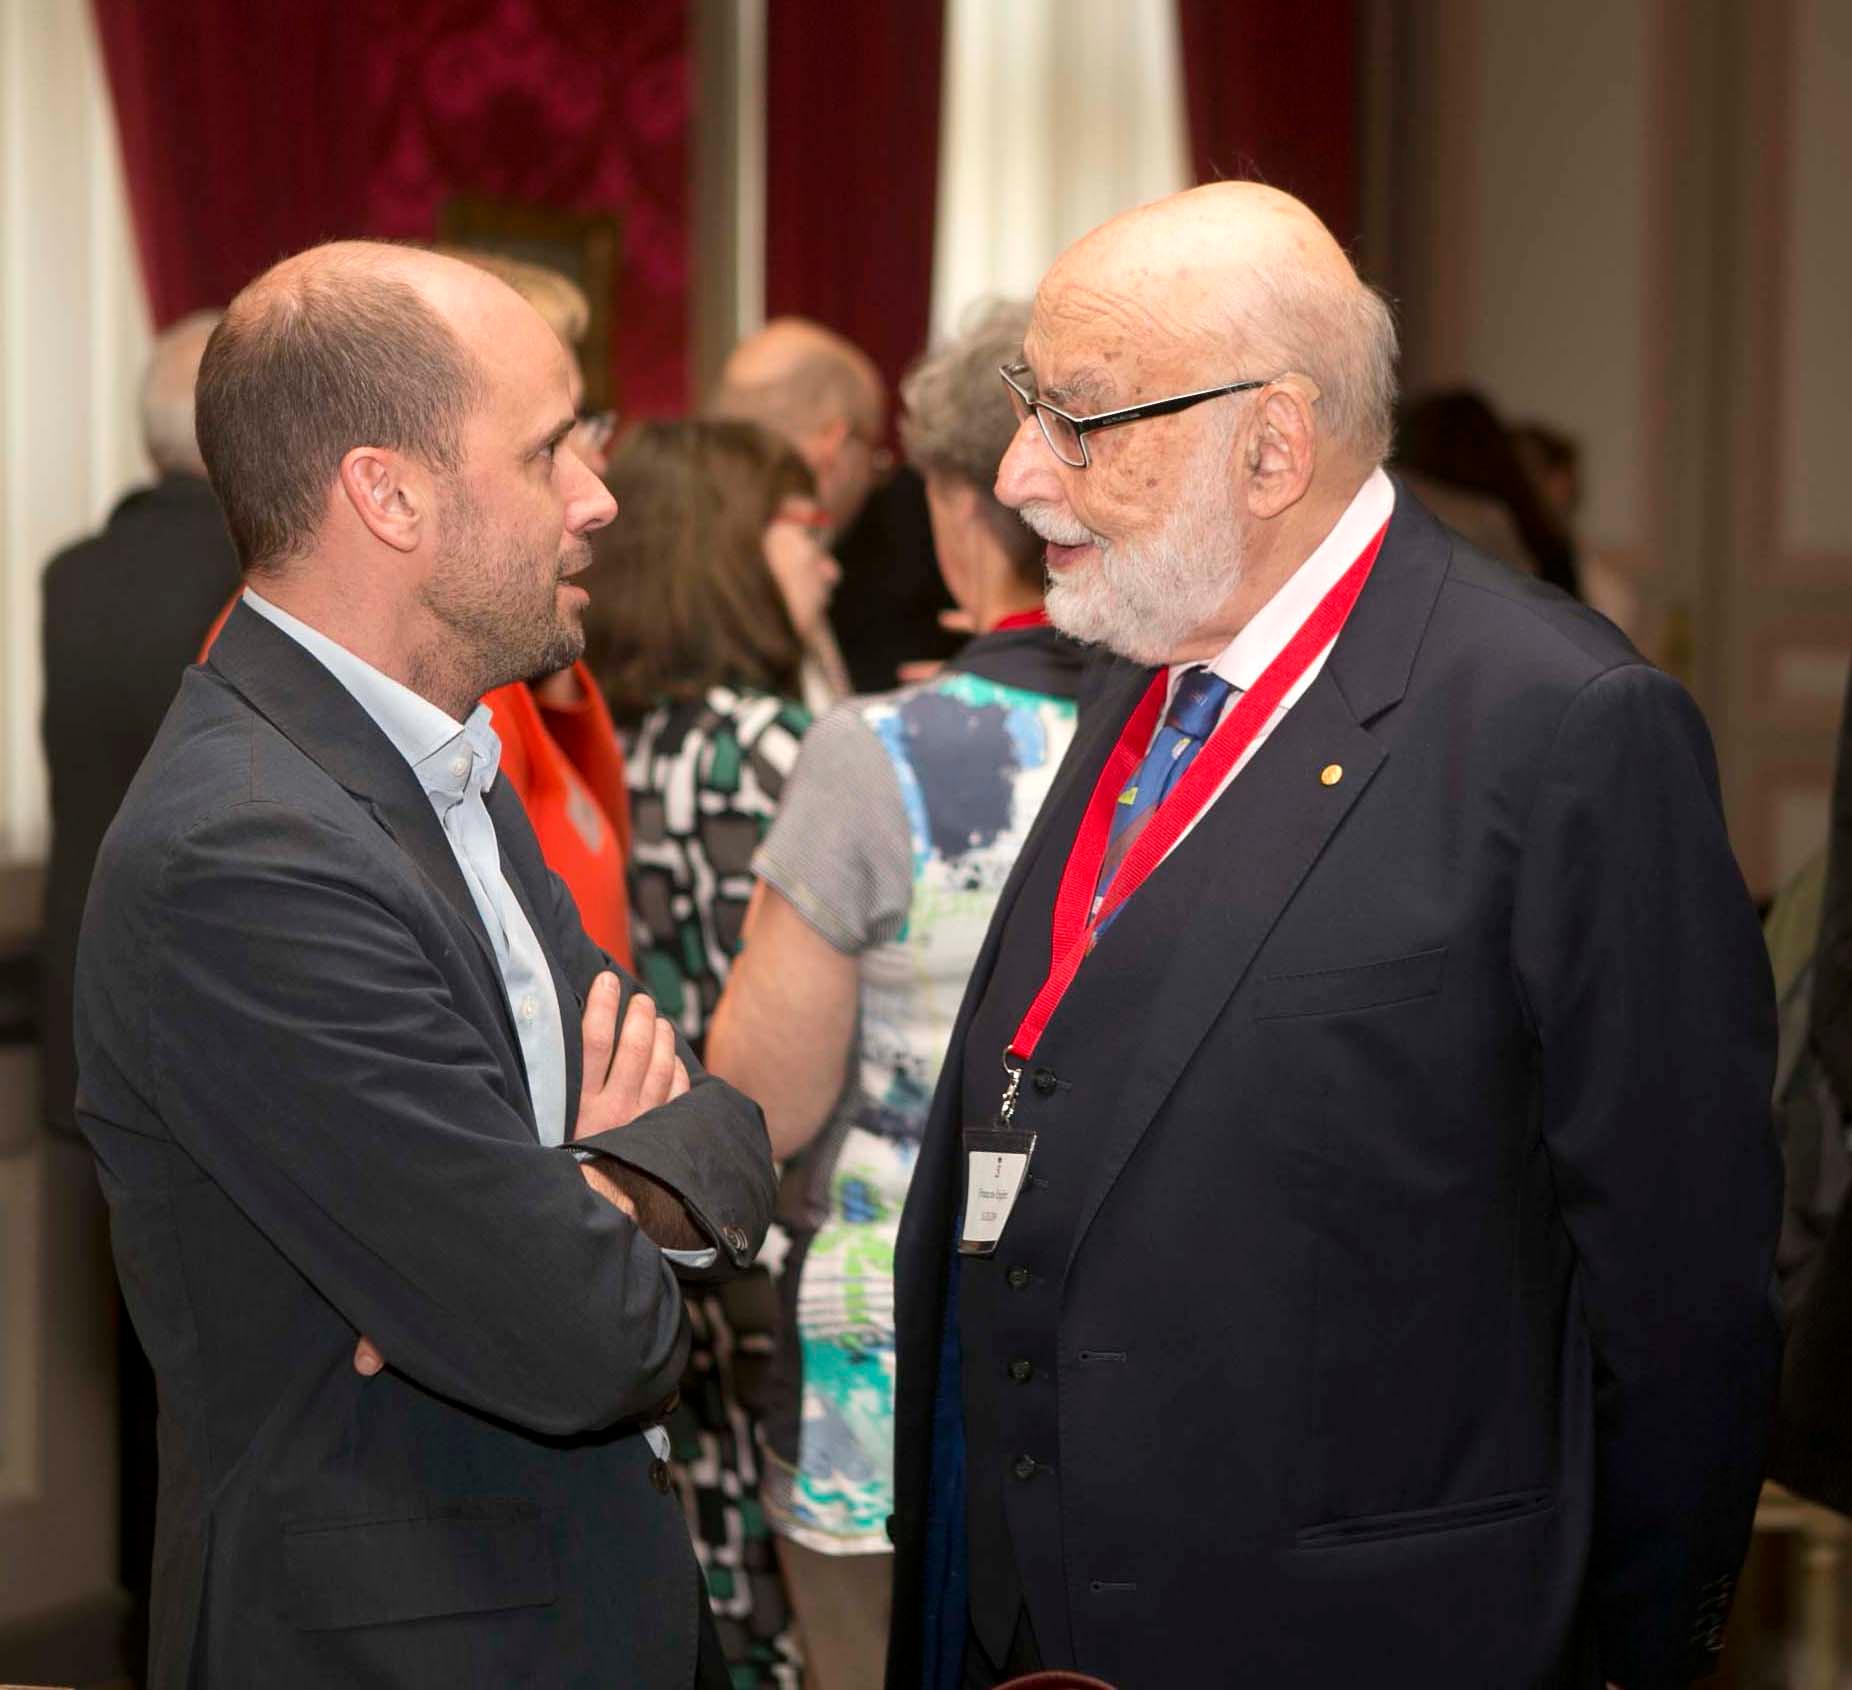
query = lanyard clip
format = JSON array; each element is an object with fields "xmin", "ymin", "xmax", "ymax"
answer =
[{"xmin": 998, "ymin": 1057, "xmax": 1024, "ymax": 1126}]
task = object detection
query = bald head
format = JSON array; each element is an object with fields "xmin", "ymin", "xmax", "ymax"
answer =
[
  {"xmin": 709, "ymin": 316, "xmax": 887, "ymax": 531},
  {"xmin": 1035, "ymin": 183, "xmax": 1397, "ymax": 466},
  {"xmin": 197, "ymin": 241, "xmax": 517, "ymax": 570}
]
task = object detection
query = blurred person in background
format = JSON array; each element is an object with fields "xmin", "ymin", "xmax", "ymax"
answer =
[
  {"xmin": 709, "ymin": 317, "xmax": 886, "ymax": 708},
  {"xmin": 703, "ymin": 298, "xmax": 1082, "ymax": 1689},
  {"xmin": 581, "ymin": 415, "xmax": 836, "ymax": 1686},
  {"xmin": 1513, "ymin": 418, "xmax": 1646, "ymax": 648},
  {"xmin": 1394, "ymin": 387, "xmax": 1581, "ymax": 599},
  {"xmin": 38, "ymin": 307, "xmax": 236, "ymax": 1654}
]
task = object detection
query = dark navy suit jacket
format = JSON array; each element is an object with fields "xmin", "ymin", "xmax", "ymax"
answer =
[
  {"xmin": 887, "ymin": 488, "xmax": 1780, "ymax": 1689},
  {"xmin": 76, "ymin": 604, "xmax": 776, "ymax": 1687}
]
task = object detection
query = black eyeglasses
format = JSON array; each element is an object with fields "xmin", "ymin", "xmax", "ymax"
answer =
[{"xmin": 1000, "ymin": 362, "xmax": 1275, "ymax": 469}]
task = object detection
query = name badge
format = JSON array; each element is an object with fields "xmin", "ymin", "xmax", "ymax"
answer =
[{"xmin": 959, "ymin": 1125, "xmax": 1037, "ymax": 1256}]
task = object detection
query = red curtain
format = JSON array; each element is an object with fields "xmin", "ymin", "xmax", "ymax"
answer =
[
  {"xmin": 1174, "ymin": 0, "xmax": 1361, "ymax": 250},
  {"xmin": 90, "ymin": 0, "xmax": 694, "ymax": 413},
  {"xmin": 764, "ymin": 1, "xmax": 946, "ymax": 401}
]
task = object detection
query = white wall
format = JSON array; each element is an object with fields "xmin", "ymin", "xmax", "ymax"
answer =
[
  {"xmin": 0, "ymin": 0, "xmax": 151, "ymax": 870},
  {"xmin": 930, "ymin": 0, "xmax": 1189, "ymax": 341},
  {"xmin": 0, "ymin": 0, "xmax": 148, "ymax": 1637}
]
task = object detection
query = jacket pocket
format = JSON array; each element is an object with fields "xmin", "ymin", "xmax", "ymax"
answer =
[
  {"xmin": 1252, "ymin": 946, "xmax": 1447, "ymax": 1021},
  {"xmin": 283, "ymin": 1499, "xmax": 556, "ymax": 1630},
  {"xmin": 1294, "ymin": 1487, "xmax": 1551, "ymax": 1549}
]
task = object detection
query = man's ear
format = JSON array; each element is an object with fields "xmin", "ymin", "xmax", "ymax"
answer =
[
  {"xmin": 338, "ymin": 446, "xmax": 427, "ymax": 553},
  {"xmin": 1243, "ymin": 383, "xmax": 1319, "ymax": 520}
]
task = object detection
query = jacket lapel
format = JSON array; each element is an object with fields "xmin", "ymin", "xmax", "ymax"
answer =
[
  {"xmin": 207, "ymin": 602, "xmax": 512, "ymax": 1021},
  {"xmin": 1055, "ymin": 488, "xmax": 1454, "ymax": 1267},
  {"xmin": 488, "ymin": 778, "xmax": 585, "ymax": 1123}
]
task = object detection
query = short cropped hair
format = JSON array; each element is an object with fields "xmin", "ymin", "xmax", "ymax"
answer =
[
  {"xmin": 899, "ymin": 297, "xmax": 1040, "ymax": 585},
  {"xmin": 195, "ymin": 263, "xmax": 484, "ymax": 571}
]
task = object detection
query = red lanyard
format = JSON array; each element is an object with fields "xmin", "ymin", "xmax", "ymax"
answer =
[
  {"xmin": 1001, "ymin": 519, "xmax": 1389, "ymax": 1096},
  {"xmin": 991, "ymin": 608, "xmax": 1053, "ymax": 633}
]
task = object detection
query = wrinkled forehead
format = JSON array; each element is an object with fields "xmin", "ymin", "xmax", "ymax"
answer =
[{"xmin": 1024, "ymin": 268, "xmax": 1202, "ymax": 409}]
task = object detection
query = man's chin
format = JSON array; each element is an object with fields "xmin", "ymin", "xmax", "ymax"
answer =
[{"xmin": 1046, "ymin": 580, "xmax": 1176, "ymax": 666}]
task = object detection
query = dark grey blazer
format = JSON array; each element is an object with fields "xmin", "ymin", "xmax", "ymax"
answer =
[
  {"xmin": 888, "ymin": 487, "xmax": 1781, "ymax": 1690},
  {"xmin": 76, "ymin": 603, "xmax": 775, "ymax": 1688}
]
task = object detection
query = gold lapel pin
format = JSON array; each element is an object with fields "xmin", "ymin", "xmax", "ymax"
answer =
[{"xmin": 1320, "ymin": 763, "xmax": 1344, "ymax": 787}]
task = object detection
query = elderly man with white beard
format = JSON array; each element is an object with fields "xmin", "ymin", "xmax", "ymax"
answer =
[{"xmin": 884, "ymin": 183, "xmax": 1779, "ymax": 1690}]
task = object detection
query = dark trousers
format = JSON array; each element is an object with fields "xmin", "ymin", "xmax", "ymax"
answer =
[
  {"xmin": 961, "ymin": 1605, "xmax": 1042, "ymax": 1688},
  {"xmin": 695, "ymin": 1578, "xmax": 731, "ymax": 1690}
]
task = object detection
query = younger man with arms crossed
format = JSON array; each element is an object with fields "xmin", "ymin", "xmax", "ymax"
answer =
[{"xmin": 76, "ymin": 242, "xmax": 774, "ymax": 1687}]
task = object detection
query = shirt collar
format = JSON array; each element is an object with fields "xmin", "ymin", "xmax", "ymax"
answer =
[
  {"xmin": 241, "ymin": 588, "xmax": 501, "ymax": 800},
  {"xmin": 1186, "ymin": 466, "xmax": 1396, "ymax": 694}
]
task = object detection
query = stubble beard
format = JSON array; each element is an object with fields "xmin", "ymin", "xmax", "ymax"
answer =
[
  {"xmin": 1020, "ymin": 431, "xmax": 1245, "ymax": 666},
  {"xmin": 420, "ymin": 489, "xmax": 587, "ymax": 708}
]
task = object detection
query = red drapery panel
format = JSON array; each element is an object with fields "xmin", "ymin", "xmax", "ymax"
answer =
[
  {"xmin": 90, "ymin": 0, "xmax": 693, "ymax": 412},
  {"xmin": 764, "ymin": 0, "xmax": 946, "ymax": 401},
  {"xmin": 1174, "ymin": 0, "xmax": 1361, "ymax": 250}
]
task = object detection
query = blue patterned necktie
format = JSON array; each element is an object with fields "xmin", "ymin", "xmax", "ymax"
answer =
[{"xmin": 1092, "ymin": 667, "xmax": 1237, "ymax": 917}]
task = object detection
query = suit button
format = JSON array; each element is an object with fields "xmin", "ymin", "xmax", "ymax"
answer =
[
  {"xmin": 1032, "ymin": 1067, "xmax": 1057, "ymax": 1096},
  {"xmin": 1013, "ymin": 1455, "xmax": 1038, "ymax": 1481},
  {"xmin": 649, "ymin": 1458, "xmax": 672, "ymax": 1494},
  {"xmin": 1007, "ymin": 1266, "xmax": 1031, "ymax": 1289},
  {"xmin": 721, "ymin": 1224, "xmax": 749, "ymax": 1255},
  {"xmin": 1008, "ymin": 1359, "xmax": 1033, "ymax": 1384}
]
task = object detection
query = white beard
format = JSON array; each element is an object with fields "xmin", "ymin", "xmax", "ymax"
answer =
[{"xmin": 1019, "ymin": 433, "xmax": 1244, "ymax": 665}]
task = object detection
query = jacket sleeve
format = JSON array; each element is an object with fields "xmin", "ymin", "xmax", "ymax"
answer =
[
  {"xmin": 526, "ymin": 825, "xmax": 778, "ymax": 1284},
  {"xmin": 1511, "ymin": 663, "xmax": 1781, "ymax": 1688},
  {"xmin": 143, "ymin": 799, "xmax": 719, "ymax": 1437}
]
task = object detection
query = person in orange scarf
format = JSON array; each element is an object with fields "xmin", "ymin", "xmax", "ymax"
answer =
[{"xmin": 199, "ymin": 247, "xmax": 635, "ymax": 962}]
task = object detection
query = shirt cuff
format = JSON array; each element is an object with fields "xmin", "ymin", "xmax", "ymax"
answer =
[{"xmin": 570, "ymin": 1148, "xmax": 719, "ymax": 1268}]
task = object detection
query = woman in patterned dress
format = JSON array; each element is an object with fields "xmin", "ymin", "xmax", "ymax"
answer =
[
  {"xmin": 704, "ymin": 301, "xmax": 1084, "ymax": 1689},
  {"xmin": 580, "ymin": 418, "xmax": 841, "ymax": 1687}
]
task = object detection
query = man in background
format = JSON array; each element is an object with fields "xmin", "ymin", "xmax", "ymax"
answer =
[{"xmin": 38, "ymin": 309, "xmax": 237, "ymax": 1643}]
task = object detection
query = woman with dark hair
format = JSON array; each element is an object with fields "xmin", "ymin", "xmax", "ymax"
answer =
[
  {"xmin": 584, "ymin": 418, "xmax": 838, "ymax": 1051},
  {"xmin": 580, "ymin": 417, "xmax": 837, "ymax": 1688}
]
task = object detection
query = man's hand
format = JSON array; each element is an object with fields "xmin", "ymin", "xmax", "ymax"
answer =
[
  {"xmin": 575, "ymin": 972, "xmax": 689, "ymax": 1143},
  {"xmin": 354, "ymin": 976, "xmax": 694, "ymax": 1378}
]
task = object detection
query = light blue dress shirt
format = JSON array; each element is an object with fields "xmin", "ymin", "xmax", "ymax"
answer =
[{"xmin": 243, "ymin": 590, "xmax": 571, "ymax": 1142}]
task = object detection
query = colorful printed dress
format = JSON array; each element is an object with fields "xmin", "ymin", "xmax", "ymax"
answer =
[
  {"xmin": 752, "ymin": 618, "xmax": 1085, "ymax": 1554},
  {"xmin": 622, "ymin": 682, "xmax": 812, "ymax": 1687}
]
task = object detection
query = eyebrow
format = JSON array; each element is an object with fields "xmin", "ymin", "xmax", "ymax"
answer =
[
  {"xmin": 1040, "ymin": 367, "xmax": 1112, "ymax": 411},
  {"xmin": 528, "ymin": 415, "xmax": 575, "ymax": 458}
]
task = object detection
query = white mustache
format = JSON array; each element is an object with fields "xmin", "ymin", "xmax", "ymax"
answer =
[{"xmin": 1018, "ymin": 501, "xmax": 1100, "ymax": 549}]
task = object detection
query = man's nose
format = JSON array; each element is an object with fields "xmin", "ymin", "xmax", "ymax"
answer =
[
  {"xmin": 567, "ymin": 454, "xmax": 618, "ymax": 533},
  {"xmin": 994, "ymin": 416, "xmax": 1055, "ymax": 511}
]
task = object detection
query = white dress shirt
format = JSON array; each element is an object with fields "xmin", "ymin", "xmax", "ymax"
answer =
[
  {"xmin": 242, "ymin": 590, "xmax": 570, "ymax": 1145},
  {"xmin": 1158, "ymin": 466, "xmax": 1395, "ymax": 857}
]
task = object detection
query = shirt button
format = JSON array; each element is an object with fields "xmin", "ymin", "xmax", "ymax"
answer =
[
  {"xmin": 1006, "ymin": 1266, "xmax": 1031, "ymax": 1289},
  {"xmin": 1012, "ymin": 1455, "xmax": 1038, "ymax": 1481},
  {"xmin": 1032, "ymin": 1068, "xmax": 1057, "ymax": 1096},
  {"xmin": 1008, "ymin": 1359, "xmax": 1033, "ymax": 1384},
  {"xmin": 449, "ymin": 754, "xmax": 469, "ymax": 779},
  {"xmin": 519, "ymin": 994, "xmax": 539, "ymax": 1022}
]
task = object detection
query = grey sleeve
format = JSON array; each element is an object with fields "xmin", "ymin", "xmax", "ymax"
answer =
[{"xmin": 753, "ymin": 701, "xmax": 915, "ymax": 956}]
